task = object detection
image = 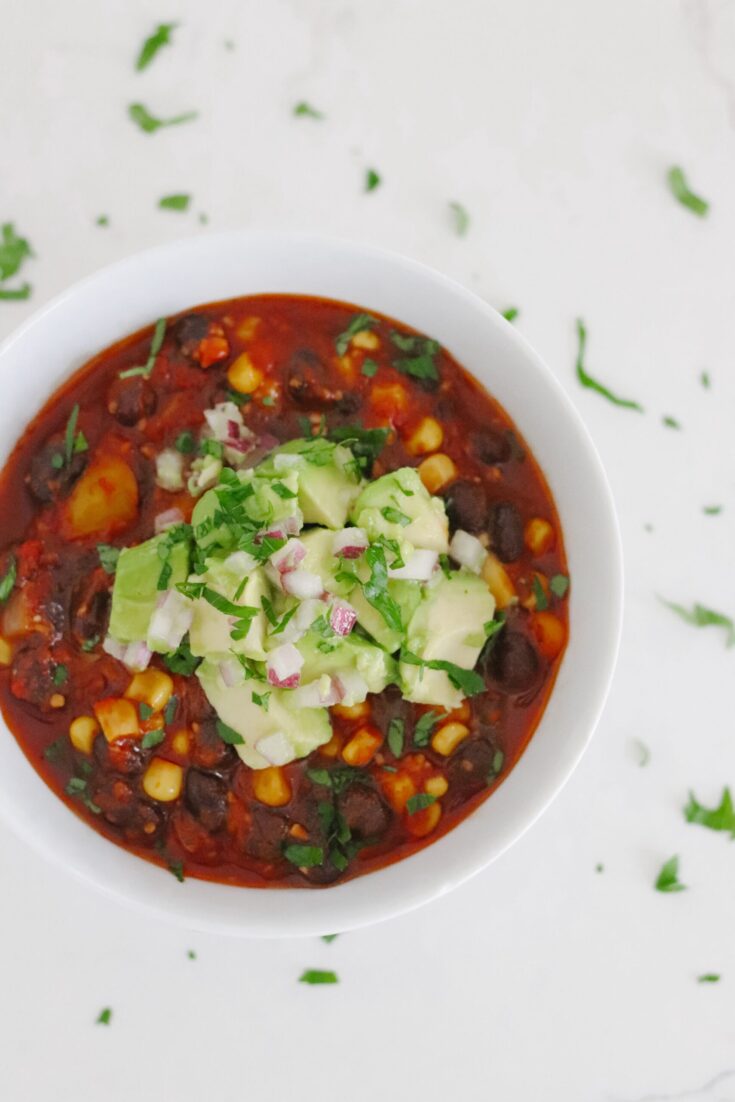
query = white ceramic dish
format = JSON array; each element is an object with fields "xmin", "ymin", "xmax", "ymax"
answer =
[{"xmin": 0, "ymin": 232, "xmax": 623, "ymax": 938}]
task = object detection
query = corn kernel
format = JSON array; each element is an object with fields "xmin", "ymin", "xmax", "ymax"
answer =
[
  {"xmin": 142, "ymin": 757, "xmax": 183, "ymax": 802},
  {"xmin": 406, "ymin": 417, "xmax": 444, "ymax": 456},
  {"xmin": 425, "ymin": 775, "xmax": 448, "ymax": 797},
  {"xmin": 227, "ymin": 352, "xmax": 263, "ymax": 394},
  {"xmin": 125, "ymin": 669, "xmax": 174, "ymax": 712},
  {"xmin": 370, "ymin": 382, "xmax": 409, "ymax": 420},
  {"xmin": 289, "ymin": 823, "xmax": 308, "ymax": 840},
  {"xmin": 171, "ymin": 730, "xmax": 190, "ymax": 755},
  {"xmin": 318, "ymin": 732, "xmax": 344, "ymax": 759},
  {"xmin": 342, "ymin": 726, "xmax": 383, "ymax": 767},
  {"xmin": 431, "ymin": 721, "xmax": 470, "ymax": 756},
  {"xmin": 332, "ymin": 701, "xmax": 370, "ymax": 722},
  {"xmin": 524, "ymin": 517, "xmax": 556, "ymax": 556},
  {"xmin": 482, "ymin": 552, "xmax": 516, "ymax": 609},
  {"xmin": 352, "ymin": 329, "xmax": 380, "ymax": 351},
  {"xmin": 418, "ymin": 453, "xmax": 458, "ymax": 494},
  {"xmin": 253, "ymin": 766, "xmax": 292, "ymax": 807},
  {"xmin": 235, "ymin": 316, "xmax": 260, "ymax": 342},
  {"xmin": 69, "ymin": 716, "xmax": 99, "ymax": 755},
  {"xmin": 94, "ymin": 698, "xmax": 140, "ymax": 742},
  {"xmin": 49, "ymin": 694, "xmax": 66, "ymax": 709},
  {"xmin": 405, "ymin": 800, "xmax": 442, "ymax": 838},
  {"xmin": 0, "ymin": 636, "xmax": 12, "ymax": 666},
  {"xmin": 380, "ymin": 771, "xmax": 416, "ymax": 812},
  {"xmin": 530, "ymin": 612, "xmax": 567, "ymax": 661}
]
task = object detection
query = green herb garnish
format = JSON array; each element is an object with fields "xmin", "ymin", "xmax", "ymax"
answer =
[
  {"xmin": 141, "ymin": 729, "xmax": 165, "ymax": 749},
  {"xmin": 449, "ymin": 200, "xmax": 469, "ymax": 236},
  {"xmin": 328, "ymin": 424, "xmax": 389, "ymax": 475},
  {"xmin": 363, "ymin": 544, "xmax": 403, "ymax": 633},
  {"xmin": 96, "ymin": 544, "xmax": 120, "ymax": 575},
  {"xmin": 335, "ymin": 314, "xmax": 377, "ymax": 356},
  {"xmin": 96, "ymin": 1007, "xmax": 112, "ymax": 1026},
  {"xmin": 667, "ymin": 166, "xmax": 709, "ymax": 217},
  {"xmin": 703, "ymin": 505, "xmax": 722, "ymax": 516},
  {"xmin": 632, "ymin": 738, "xmax": 651, "ymax": 767},
  {"xmin": 361, "ymin": 359, "xmax": 378, "ymax": 378},
  {"xmin": 662, "ymin": 415, "xmax": 681, "ymax": 430},
  {"xmin": 549, "ymin": 574, "xmax": 570, "ymax": 598},
  {"xmin": 136, "ymin": 22, "xmax": 177, "ymax": 71},
  {"xmin": 697, "ymin": 974, "xmax": 720, "ymax": 984},
  {"xmin": 163, "ymin": 640, "xmax": 200, "ymax": 676},
  {"xmin": 0, "ymin": 556, "xmax": 17, "ymax": 603},
  {"xmin": 293, "ymin": 101, "xmax": 324, "ymax": 120},
  {"xmin": 119, "ymin": 316, "xmax": 166, "ymax": 379},
  {"xmin": 391, "ymin": 332, "xmax": 440, "ymax": 383},
  {"xmin": 299, "ymin": 969, "xmax": 338, "ymax": 985},
  {"xmin": 501, "ymin": 307, "xmax": 519, "ymax": 323},
  {"xmin": 684, "ymin": 788, "xmax": 735, "ymax": 838},
  {"xmin": 164, "ymin": 695, "xmax": 178, "ymax": 724},
  {"xmin": 655, "ymin": 855, "xmax": 686, "ymax": 893},
  {"xmin": 406, "ymin": 793, "xmax": 437, "ymax": 816},
  {"xmin": 168, "ymin": 859, "xmax": 185, "ymax": 882},
  {"xmin": 660, "ymin": 598, "xmax": 735, "ymax": 647},
  {"xmin": 251, "ymin": 690, "xmax": 271, "ymax": 712},
  {"xmin": 0, "ymin": 223, "xmax": 32, "ymax": 282},
  {"xmin": 174, "ymin": 430, "xmax": 195, "ymax": 454},
  {"xmin": 0, "ymin": 284, "xmax": 31, "ymax": 301},
  {"xmin": 159, "ymin": 193, "xmax": 191, "ymax": 212},
  {"xmin": 321, "ymin": 934, "xmax": 338, "ymax": 943},
  {"xmin": 187, "ymin": 950, "xmax": 197, "ymax": 959},
  {"xmin": 96, "ymin": 215, "xmax": 109, "ymax": 227},
  {"xmin": 52, "ymin": 664, "xmax": 68, "ymax": 686},
  {"xmin": 700, "ymin": 370, "xmax": 710, "ymax": 389},
  {"xmin": 575, "ymin": 319, "xmax": 643, "ymax": 411},
  {"xmin": 284, "ymin": 844, "xmax": 324, "ymax": 868},
  {"xmin": 532, "ymin": 575, "xmax": 548, "ymax": 611},
  {"xmin": 401, "ymin": 650, "xmax": 485, "ymax": 696},
  {"xmin": 64, "ymin": 403, "xmax": 87, "ymax": 464},
  {"xmin": 128, "ymin": 103, "xmax": 198, "ymax": 134},
  {"xmin": 365, "ymin": 168, "xmax": 381, "ymax": 192},
  {"xmin": 413, "ymin": 710, "xmax": 440, "ymax": 747},
  {"xmin": 216, "ymin": 719, "xmax": 244, "ymax": 745},
  {"xmin": 387, "ymin": 717, "xmax": 405, "ymax": 758},
  {"xmin": 381, "ymin": 506, "xmax": 410, "ymax": 527}
]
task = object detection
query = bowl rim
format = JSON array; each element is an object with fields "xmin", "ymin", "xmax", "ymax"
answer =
[{"xmin": 0, "ymin": 230, "xmax": 623, "ymax": 937}]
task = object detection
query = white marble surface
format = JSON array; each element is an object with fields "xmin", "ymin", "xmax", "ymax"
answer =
[{"xmin": 2, "ymin": 1, "xmax": 735, "ymax": 1098}]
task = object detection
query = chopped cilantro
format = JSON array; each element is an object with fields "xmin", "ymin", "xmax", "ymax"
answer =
[
  {"xmin": 187, "ymin": 949, "xmax": 197, "ymax": 959},
  {"xmin": 335, "ymin": 313, "xmax": 377, "ymax": 356},
  {"xmin": 119, "ymin": 316, "xmax": 166, "ymax": 379},
  {"xmin": 293, "ymin": 101, "xmax": 324, "ymax": 119},
  {"xmin": 697, "ymin": 974, "xmax": 720, "ymax": 984},
  {"xmin": 413, "ymin": 711, "xmax": 440, "ymax": 747},
  {"xmin": 487, "ymin": 748, "xmax": 504, "ymax": 782},
  {"xmin": 684, "ymin": 788, "xmax": 735, "ymax": 838},
  {"xmin": 655, "ymin": 855, "xmax": 686, "ymax": 893},
  {"xmin": 549, "ymin": 574, "xmax": 570, "ymax": 598},
  {"xmin": 321, "ymin": 934, "xmax": 338, "ymax": 944},
  {"xmin": 272, "ymin": 481, "xmax": 297, "ymax": 499},
  {"xmin": 128, "ymin": 103, "xmax": 198, "ymax": 134},
  {"xmin": 364, "ymin": 168, "xmax": 381, "ymax": 192},
  {"xmin": 381, "ymin": 506, "xmax": 410, "ymax": 527},
  {"xmin": 251, "ymin": 690, "xmax": 271, "ymax": 712},
  {"xmin": 284, "ymin": 844, "xmax": 324, "ymax": 868},
  {"xmin": 660, "ymin": 598, "xmax": 735, "ymax": 647},
  {"xmin": 406, "ymin": 793, "xmax": 437, "ymax": 815},
  {"xmin": 163, "ymin": 641, "xmax": 200, "ymax": 676},
  {"xmin": 632, "ymin": 738, "xmax": 651, "ymax": 767},
  {"xmin": 299, "ymin": 969, "xmax": 338, "ymax": 985},
  {"xmin": 575, "ymin": 319, "xmax": 644, "ymax": 411},
  {"xmin": 64, "ymin": 403, "xmax": 86, "ymax": 464},
  {"xmin": 387, "ymin": 717, "xmax": 404, "ymax": 758},
  {"xmin": 52, "ymin": 664, "xmax": 68, "ymax": 687},
  {"xmin": 595, "ymin": 863, "xmax": 604, "ymax": 874},
  {"xmin": 81, "ymin": 635, "xmax": 100, "ymax": 652},
  {"xmin": 401, "ymin": 650, "xmax": 485, "ymax": 696},
  {"xmin": 43, "ymin": 737, "xmax": 66, "ymax": 764},
  {"xmin": 667, "ymin": 166, "xmax": 709, "ymax": 217},
  {"xmin": 391, "ymin": 332, "xmax": 440, "ymax": 383},
  {"xmin": 164, "ymin": 695, "xmax": 178, "ymax": 725},
  {"xmin": 96, "ymin": 215, "xmax": 109, "ymax": 227},
  {"xmin": 700, "ymin": 370, "xmax": 711, "ymax": 389},
  {"xmin": 662, "ymin": 415, "xmax": 681, "ymax": 430},
  {"xmin": 361, "ymin": 359, "xmax": 378, "ymax": 378},
  {"xmin": 363, "ymin": 544, "xmax": 403, "ymax": 633},
  {"xmin": 328, "ymin": 424, "xmax": 389, "ymax": 475},
  {"xmin": 136, "ymin": 22, "xmax": 177, "ymax": 71},
  {"xmin": 174, "ymin": 430, "xmax": 195, "ymax": 454},
  {"xmin": 141, "ymin": 729, "xmax": 165, "ymax": 749},
  {"xmin": 0, "ymin": 284, "xmax": 31, "ymax": 301},
  {"xmin": 168, "ymin": 859, "xmax": 185, "ymax": 882},
  {"xmin": 0, "ymin": 556, "xmax": 17, "ymax": 603},
  {"xmin": 501, "ymin": 307, "xmax": 519, "ymax": 323},
  {"xmin": 449, "ymin": 200, "xmax": 469, "ymax": 236},
  {"xmin": 0, "ymin": 223, "xmax": 32, "ymax": 281},
  {"xmin": 216, "ymin": 719, "xmax": 244, "ymax": 745},
  {"xmin": 703, "ymin": 505, "xmax": 722, "ymax": 516},
  {"xmin": 96, "ymin": 1007, "xmax": 112, "ymax": 1026},
  {"xmin": 159, "ymin": 193, "xmax": 191, "ymax": 212},
  {"xmin": 532, "ymin": 575, "xmax": 548, "ymax": 611}
]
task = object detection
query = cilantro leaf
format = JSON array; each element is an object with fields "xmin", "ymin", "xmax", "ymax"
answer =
[
  {"xmin": 361, "ymin": 359, "xmax": 378, "ymax": 378},
  {"xmin": 216, "ymin": 719, "xmax": 244, "ymax": 745},
  {"xmin": 387, "ymin": 717, "xmax": 404, "ymax": 758},
  {"xmin": 0, "ymin": 222, "xmax": 32, "ymax": 281},
  {"xmin": 655, "ymin": 855, "xmax": 686, "ymax": 893},
  {"xmin": 96, "ymin": 1007, "xmax": 112, "ymax": 1026},
  {"xmin": 401, "ymin": 650, "xmax": 485, "ymax": 696},
  {"xmin": 662, "ymin": 415, "xmax": 682, "ymax": 430},
  {"xmin": 293, "ymin": 101, "xmax": 324, "ymax": 119},
  {"xmin": 365, "ymin": 168, "xmax": 381, "ymax": 192},
  {"xmin": 412, "ymin": 711, "xmax": 440, "ymax": 747},
  {"xmin": 163, "ymin": 640, "xmax": 200, "ymax": 676},
  {"xmin": 363, "ymin": 544, "xmax": 403, "ymax": 633},
  {"xmin": 501, "ymin": 307, "xmax": 519, "ymax": 323},
  {"xmin": 449, "ymin": 200, "xmax": 469, "ymax": 236},
  {"xmin": 335, "ymin": 313, "xmax": 377, "ymax": 356},
  {"xmin": 141, "ymin": 729, "xmax": 165, "ymax": 750},
  {"xmin": 632, "ymin": 738, "xmax": 651, "ymax": 767},
  {"xmin": 328, "ymin": 424, "xmax": 389, "ymax": 475},
  {"xmin": 136, "ymin": 22, "xmax": 177, "ymax": 71},
  {"xmin": 703, "ymin": 505, "xmax": 722, "ymax": 516},
  {"xmin": 550, "ymin": 574, "xmax": 570, "ymax": 598},
  {"xmin": 321, "ymin": 934, "xmax": 338, "ymax": 943},
  {"xmin": 284, "ymin": 844, "xmax": 324, "ymax": 868},
  {"xmin": 119, "ymin": 316, "xmax": 166, "ymax": 379},
  {"xmin": 406, "ymin": 793, "xmax": 437, "ymax": 815},
  {"xmin": 128, "ymin": 103, "xmax": 198, "ymax": 134},
  {"xmin": 532, "ymin": 575, "xmax": 548, "ymax": 611},
  {"xmin": 684, "ymin": 788, "xmax": 735, "ymax": 838},
  {"xmin": 391, "ymin": 332, "xmax": 440, "ymax": 383},
  {"xmin": 697, "ymin": 974, "xmax": 720, "ymax": 984},
  {"xmin": 0, "ymin": 556, "xmax": 17, "ymax": 603},
  {"xmin": 159, "ymin": 193, "xmax": 191, "ymax": 211},
  {"xmin": 667, "ymin": 166, "xmax": 709, "ymax": 217},
  {"xmin": 0, "ymin": 284, "xmax": 31, "ymax": 301},
  {"xmin": 96, "ymin": 543, "xmax": 120, "ymax": 575},
  {"xmin": 299, "ymin": 969, "xmax": 338, "ymax": 984},
  {"xmin": 660, "ymin": 598, "xmax": 735, "ymax": 647},
  {"xmin": 575, "ymin": 319, "xmax": 644, "ymax": 411}
]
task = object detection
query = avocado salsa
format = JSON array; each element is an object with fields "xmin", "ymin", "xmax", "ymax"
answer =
[{"xmin": 0, "ymin": 296, "xmax": 568, "ymax": 887}]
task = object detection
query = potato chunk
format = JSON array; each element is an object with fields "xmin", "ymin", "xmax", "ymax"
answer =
[{"xmin": 63, "ymin": 454, "xmax": 138, "ymax": 539}]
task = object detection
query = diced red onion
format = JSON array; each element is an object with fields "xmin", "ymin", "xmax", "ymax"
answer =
[
  {"xmin": 102, "ymin": 635, "xmax": 127, "ymax": 661},
  {"xmin": 219, "ymin": 657, "xmax": 243, "ymax": 688},
  {"xmin": 332, "ymin": 527, "xmax": 368, "ymax": 559},
  {"xmin": 266, "ymin": 643, "xmax": 304, "ymax": 688},
  {"xmin": 255, "ymin": 731, "xmax": 294, "ymax": 766},
  {"xmin": 387, "ymin": 549, "xmax": 439, "ymax": 581},
  {"xmin": 259, "ymin": 512, "xmax": 303, "ymax": 543},
  {"xmin": 291, "ymin": 676, "xmax": 342, "ymax": 709},
  {"xmin": 333, "ymin": 670, "xmax": 369, "ymax": 706},
  {"xmin": 270, "ymin": 538, "xmax": 306, "ymax": 575},
  {"xmin": 236, "ymin": 433, "xmax": 281, "ymax": 470},
  {"xmin": 449, "ymin": 529, "xmax": 487, "ymax": 575},
  {"xmin": 122, "ymin": 641, "xmax": 153, "ymax": 672},
  {"xmin": 282, "ymin": 568, "xmax": 324, "ymax": 599},
  {"xmin": 154, "ymin": 507, "xmax": 185, "ymax": 534},
  {"xmin": 147, "ymin": 590, "xmax": 193, "ymax": 652},
  {"xmin": 329, "ymin": 598, "xmax": 357, "ymax": 637}
]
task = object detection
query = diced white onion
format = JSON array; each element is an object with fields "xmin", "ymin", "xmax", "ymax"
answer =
[
  {"xmin": 387, "ymin": 549, "xmax": 438, "ymax": 581},
  {"xmin": 278, "ymin": 597, "xmax": 324, "ymax": 644},
  {"xmin": 224, "ymin": 550, "xmax": 258, "ymax": 575},
  {"xmin": 187, "ymin": 456, "xmax": 222, "ymax": 497},
  {"xmin": 255, "ymin": 731, "xmax": 294, "ymax": 766},
  {"xmin": 273, "ymin": 452, "xmax": 302, "ymax": 471},
  {"xmin": 329, "ymin": 598, "xmax": 357, "ymax": 637},
  {"xmin": 291, "ymin": 675, "xmax": 341, "ymax": 709},
  {"xmin": 333, "ymin": 670, "xmax": 369, "ymax": 706},
  {"xmin": 147, "ymin": 590, "xmax": 193, "ymax": 652},
  {"xmin": 218, "ymin": 657, "xmax": 243, "ymax": 688},
  {"xmin": 155, "ymin": 448, "xmax": 184, "ymax": 492},
  {"xmin": 332, "ymin": 527, "xmax": 368, "ymax": 559},
  {"xmin": 102, "ymin": 635, "xmax": 127, "ymax": 661},
  {"xmin": 282, "ymin": 568, "xmax": 324, "ymax": 599},
  {"xmin": 103, "ymin": 636, "xmax": 153, "ymax": 672},
  {"xmin": 154, "ymin": 507, "xmax": 185, "ymax": 534},
  {"xmin": 270, "ymin": 538, "xmax": 306, "ymax": 574},
  {"xmin": 266, "ymin": 642, "xmax": 304, "ymax": 688},
  {"xmin": 449, "ymin": 529, "xmax": 488, "ymax": 575}
]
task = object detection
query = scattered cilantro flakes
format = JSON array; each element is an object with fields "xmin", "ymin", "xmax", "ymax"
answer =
[
  {"xmin": 284, "ymin": 844, "xmax": 324, "ymax": 868},
  {"xmin": 52, "ymin": 664, "xmax": 68, "ymax": 687},
  {"xmin": 119, "ymin": 316, "xmax": 166, "ymax": 380},
  {"xmin": 335, "ymin": 313, "xmax": 377, "ymax": 356},
  {"xmin": 187, "ymin": 949, "xmax": 197, "ymax": 960},
  {"xmin": 95, "ymin": 215, "xmax": 109, "ymax": 227},
  {"xmin": 662, "ymin": 415, "xmax": 682, "ymax": 430},
  {"xmin": 364, "ymin": 168, "xmax": 381, "ymax": 192},
  {"xmin": 251, "ymin": 690, "xmax": 270, "ymax": 712},
  {"xmin": 703, "ymin": 505, "xmax": 722, "ymax": 516},
  {"xmin": 549, "ymin": 573, "xmax": 570, "ymax": 598},
  {"xmin": 0, "ymin": 556, "xmax": 17, "ymax": 603},
  {"xmin": 0, "ymin": 223, "xmax": 33, "ymax": 300},
  {"xmin": 141, "ymin": 729, "xmax": 165, "ymax": 750},
  {"xmin": 700, "ymin": 370, "xmax": 711, "ymax": 389},
  {"xmin": 361, "ymin": 358, "xmax": 378, "ymax": 378},
  {"xmin": 216, "ymin": 719, "xmax": 244, "ymax": 745},
  {"xmin": 174, "ymin": 430, "xmax": 195, "ymax": 454},
  {"xmin": 96, "ymin": 1007, "xmax": 112, "ymax": 1026},
  {"xmin": 449, "ymin": 200, "xmax": 469, "ymax": 236},
  {"xmin": 43, "ymin": 737, "xmax": 66, "ymax": 764},
  {"xmin": 660, "ymin": 598, "xmax": 735, "ymax": 647},
  {"xmin": 684, "ymin": 788, "xmax": 735, "ymax": 838},
  {"xmin": 387, "ymin": 717, "xmax": 405, "ymax": 758},
  {"xmin": 293, "ymin": 101, "xmax": 324, "ymax": 119},
  {"xmin": 128, "ymin": 103, "xmax": 198, "ymax": 134},
  {"xmin": 532, "ymin": 575, "xmax": 548, "ymax": 611},
  {"xmin": 299, "ymin": 969, "xmax": 338, "ymax": 985},
  {"xmin": 321, "ymin": 934, "xmax": 338, "ymax": 944},
  {"xmin": 391, "ymin": 332, "xmax": 440, "ymax": 383},
  {"xmin": 136, "ymin": 22, "xmax": 177, "ymax": 71},
  {"xmin": 363, "ymin": 544, "xmax": 403, "ymax": 632},
  {"xmin": 159, "ymin": 193, "xmax": 191, "ymax": 212},
  {"xmin": 501, "ymin": 307, "xmax": 519, "ymax": 323},
  {"xmin": 667, "ymin": 166, "xmax": 709, "ymax": 217},
  {"xmin": 168, "ymin": 859, "xmax": 185, "ymax": 882},
  {"xmin": 595, "ymin": 863, "xmax": 604, "ymax": 873},
  {"xmin": 697, "ymin": 973, "xmax": 720, "ymax": 984},
  {"xmin": 0, "ymin": 284, "xmax": 31, "ymax": 301},
  {"xmin": 631, "ymin": 738, "xmax": 651, "ymax": 767},
  {"xmin": 574, "ymin": 319, "xmax": 644, "ymax": 412},
  {"xmin": 655, "ymin": 855, "xmax": 686, "ymax": 893},
  {"xmin": 164, "ymin": 641, "xmax": 200, "ymax": 676},
  {"xmin": 406, "ymin": 793, "xmax": 437, "ymax": 815},
  {"xmin": 96, "ymin": 543, "xmax": 120, "ymax": 574}
]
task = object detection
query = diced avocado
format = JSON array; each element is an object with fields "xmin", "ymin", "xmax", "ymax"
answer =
[
  {"xmin": 191, "ymin": 468, "xmax": 302, "ymax": 554},
  {"xmin": 297, "ymin": 528, "xmax": 350, "ymax": 597},
  {"xmin": 265, "ymin": 438, "xmax": 362, "ymax": 528},
  {"xmin": 196, "ymin": 660, "xmax": 332, "ymax": 770},
  {"xmin": 347, "ymin": 576, "xmax": 422, "ymax": 652},
  {"xmin": 297, "ymin": 631, "xmax": 397, "ymax": 695},
  {"xmin": 189, "ymin": 560, "xmax": 270, "ymax": 661},
  {"xmin": 350, "ymin": 467, "xmax": 449, "ymax": 553},
  {"xmin": 108, "ymin": 533, "xmax": 190, "ymax": 645},
  {"xmin": 399, "ymin": 571, "xmax": 495, "ymax": 709}
]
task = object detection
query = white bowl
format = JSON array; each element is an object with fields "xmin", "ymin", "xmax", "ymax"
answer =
[{"xmin": 0, "ymin": 232, "xmax": 622, "ymax": 937}]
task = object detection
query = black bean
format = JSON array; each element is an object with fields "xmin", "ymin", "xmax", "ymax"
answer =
[
  {"xmin": 472, "ymin": 430, "xmax": 511, "ymax": 466},
  {"xmin": 337, "ymin": 785, "xmax": 391, "ymax": 840},
  {"xmin": 486, "ymin": 630, "xmax": 540, "ymax": 692},
  {"xmin": 27, "ymin": 442, "xmax": 87, "ymax": 503},
  {"xmin": 287, "ymin": 349, "xmax": 361, "ymax": 413},
  {"xmin": 444, "ymin": 480, "xmax": 487, "ymax": 534},
  {"xmin": 489, "ymin": 502, "xmax": 524, "ymax": 562},
  {"xmin": 244, "ymin": 806, "xmax": 287, "ymax": 863},
  {"xmin": 173, "ymin": 313, "xmax": 209, "ymax": 355},
  {"xmin": 107, "ymin": 377, "xmax": 157, "ymax": 426},
  {"xmin": 185, "ymin": 770, "xmax": 228, "ymax": 832},
  {"xmin": 447, "ymin": 738, "xmax": 496, "ymax": 797}
]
